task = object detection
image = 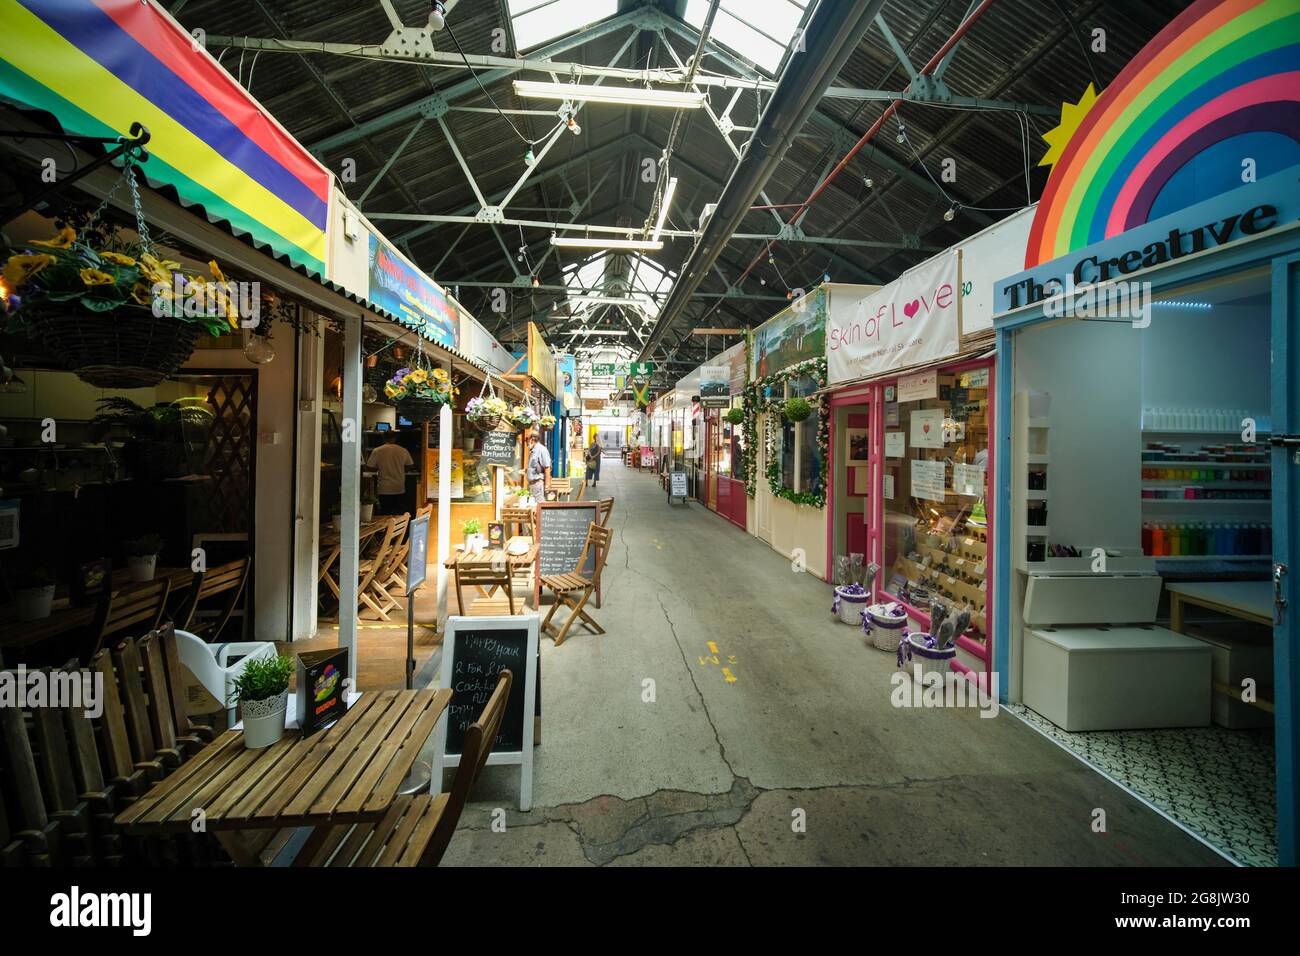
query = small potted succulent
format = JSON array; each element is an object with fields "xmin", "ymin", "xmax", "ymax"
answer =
[
  {"xmin": 122, "ymin": 533, "xmax": 164, "ymax": 582},
  {"xmin": 461, "ymin": 517, "xmax": 486, "ymax": 553},
  {"xmin": 14, "ymin": 569, "xmax": 55, "ymax": 621},
  {"xmin": 360, "ymin": 492, "xmax": 378, "ymax": 523},
  {"xmin": 725, "ymin": 407, "xmax": 745, "ymax": 425},
  {"xmin": 232, "ymin": 654, "xmax": 294, "ymax": 749},
  {"xmin": 783, "ymin": 397, "xmax": 813, "ymax": 422},
  {"xmin": 465, "ymin": 394, "xmax": 509, "ymax": 432}
]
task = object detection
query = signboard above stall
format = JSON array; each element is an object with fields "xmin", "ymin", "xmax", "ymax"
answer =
[
  {"xmin": 751, "ymin": 287, "xmax": 827, "ymax": 379},
  {"xmin": 368, "ymin": 234, "xmax": 458, "ymax": 350}
]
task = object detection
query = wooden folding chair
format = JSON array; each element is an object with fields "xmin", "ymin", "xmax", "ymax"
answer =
[
  {"xmin": 539, "ymin": 523, "xmax": 612, "ymax": 646},
  {"xmin": 547, "ymin": 477, "xmax": 572, "ymax": 501},
  {"xmin": 291, "ymin": 671, "xmax": 512, "ymax": 867},
  {"xmin": 500, "ymin": 506, "xmax": 535, "ymax": 540},
  {"xmin": 362, "ymin": 515, "xmax": 410, "ymax": 621},
  {"xmin": 82, "ymin": 578, "xmax": 171, "ymax": 665},
  {"xmin": 454, "ymin": 559, "xmax": 521, "ymax": 616},
  {"xmin": 174, "ymin": 558, "xmax": 251, "ymax": 640}
]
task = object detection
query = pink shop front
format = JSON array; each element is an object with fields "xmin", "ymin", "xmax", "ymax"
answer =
[{"xmin": 822, "ymin": 209, "xmax": 1033, "ymax": 688}]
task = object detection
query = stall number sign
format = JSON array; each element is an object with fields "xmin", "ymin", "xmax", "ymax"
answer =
[{"xmin": 593, "ymin": 362, "xmax": 655, "ymax": 376}]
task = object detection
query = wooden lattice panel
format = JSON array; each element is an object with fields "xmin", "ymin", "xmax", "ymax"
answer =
[{"xmin": 204, "ymin": 375, "xmax": 256, "ymax": 533}]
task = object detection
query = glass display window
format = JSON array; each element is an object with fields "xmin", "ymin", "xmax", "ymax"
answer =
[{"xmin": 880, "ymin": 363, "xmax": 991, "ymax": 644}]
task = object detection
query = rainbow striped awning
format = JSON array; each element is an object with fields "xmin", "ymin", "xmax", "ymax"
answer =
[{"xmin": 0, "ymin": 0, "xmax": 331, "ymax": 277}]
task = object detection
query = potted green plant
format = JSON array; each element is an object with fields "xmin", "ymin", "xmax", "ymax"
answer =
[
  {"xmin": 360, "ymin": 492, "xmax": 378, "ymax": 523},
  {"xmin": 461, "ymin": 517, "xmax": 486, "ymax": 553},
  {"xmin": 14, "ymin": 569, "xmax": 55, "ymax": 621},
  {"xmin": 122, "ymin": 533, "xmax": 164, "ymax": 582},
  {"xmin": 88, "ymin": 396, "xmax": 215, "ymax": 480},
  {"xmin": 725, "ymin": 407, "xmax": 745, "ymax": 425},
  {"xmin": 784, "ymin": 397, "xmax": 813, "ymax": 422},
  {"xmin": 231, "ymin": 655, "xmax": 294, "ymax": 749}
]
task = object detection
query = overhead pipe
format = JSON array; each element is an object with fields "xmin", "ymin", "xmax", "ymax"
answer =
[
  {"xmin": 722, "ymin": 0, "xmax": 998, "ymax": 301},
  {"xmin": 639, "ymin": 0, "xmax": 887, "ymax": 360}
]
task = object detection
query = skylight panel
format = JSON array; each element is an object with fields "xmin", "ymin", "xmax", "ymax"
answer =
[
  {"xmin": 683, "ymin": 0, "xmax": 808, "ymax": 75},
  {"xmin": 507, "ymin": 0, "xmax": 619, "ymax": 52}
]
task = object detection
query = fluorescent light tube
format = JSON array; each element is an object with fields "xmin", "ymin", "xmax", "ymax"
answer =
[
  {"xmin": 652, "ymin": 177, "xmax": 678, "ymax": 241},
  {"xmin": 552, "ymin": 237, "xmax": 664, "ymax": 251},
  {"xmin": 563, "ymin": 329, "xmax": 630, "ymax": 336},
  {"xmin": 514, "ymin": 81, "xmax": 705, "ymax": 109}
]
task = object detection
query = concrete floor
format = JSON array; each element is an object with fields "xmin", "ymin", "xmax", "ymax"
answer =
[{"xmin": 434, "ymin": 460, "xmax": 1227, "ymax": 867}]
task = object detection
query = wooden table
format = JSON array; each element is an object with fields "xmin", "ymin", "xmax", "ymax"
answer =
[
  {"xmin": 115, "ymin": 688, "xmax": 451, "ymax": 865},
  {"xmin": 0, "ymin": 566, "xmax": 198, "ymax": 652},
  {"xmin": 444, "ymin": 537, "xmax": 540, "ymax": 614},
  {"xmin": 1167, "ymin": 581, "xmax": 1274, "ymax": 631}
]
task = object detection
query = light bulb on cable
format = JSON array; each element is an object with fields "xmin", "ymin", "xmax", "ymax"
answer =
[{"xmin": 427, "ymin": 2, "xmax": 446, "ymax": 30}]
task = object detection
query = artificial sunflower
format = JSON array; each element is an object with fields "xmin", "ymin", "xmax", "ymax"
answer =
[
  {"xmin": 79, "ymin": 268, "xmax": 115, "ymax": 287},
  {"xmin": 130, "ymin": 282, "xmax": 153, "ymax": 306},
  {"xmin": 431, "ymin": 368, "xmax": 448, "ymax": 380},
  {"xmin": 409, "ymin": 368, "xmax": 428, "ymax": 383},
  {"xmin": 29, "ymin": 226, "xmax": 76, "ymax": 250},
  {"xmin": 208, "ymin": 260, "xmax": 226, "ymax": 283},
  {"xmin": 139, "ymin": 252, "xmax": 181, "ymax": 282},
  {"xmin": 3, "ymin": 253, "xmax": 56, "ymax": 287},
  {"xmin": 100, "ymin": 251, "xmax": 137, "ymax": 267}
]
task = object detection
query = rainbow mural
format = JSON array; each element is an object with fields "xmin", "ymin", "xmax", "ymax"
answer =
[
  {"xmin": 0, "ymin": 0, "xmax": 331, "ymax": 276},
  {"xmin": 1025, "ymin": 0, "xmax": 1300, "ymax": 267}
]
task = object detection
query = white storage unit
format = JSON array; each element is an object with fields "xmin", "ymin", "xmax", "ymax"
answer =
[{"xmin": 1021, "ymin": 570, "xmax": 1211, "ymax": 731}]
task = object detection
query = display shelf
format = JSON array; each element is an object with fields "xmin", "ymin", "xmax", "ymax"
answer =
[
  {"xmin": 1141, "ymin": 497, "xmax": 1270, "ymax": 505},
  {"xmin": 1152, "ymin": 554, "xmax": 1270, "ymax": 562},
  {"xmin": 1024, "ymin": 526, "xmax": 1049, "ymax": 536},
  {"xmin": 1026, "ymin": 453, "xmax": 1050, "ymax": 464},
  {"xmin": 1141, "ymin": 482, "xmax": 1270, "ymax": 490},
  {"xmin": 1142, "ymin": 428, "xmax": 1271, "ymax": 436},
  {"xmin": 1025, "ymin": 490, "xmax": 1049, "ymax": 500}
]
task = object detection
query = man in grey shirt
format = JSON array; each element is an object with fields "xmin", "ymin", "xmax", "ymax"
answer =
[{"xmin": 526, "ymin": 430, "xmax": 551, "ymax": 501}]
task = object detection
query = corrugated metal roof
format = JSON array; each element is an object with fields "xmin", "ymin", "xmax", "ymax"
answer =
[{"xmin": 160, "ymin": 0, "xmax": 1190, "ymax": 377}]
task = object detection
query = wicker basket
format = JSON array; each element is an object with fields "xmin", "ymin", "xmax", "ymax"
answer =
[
  {"xmin": 832, "ymin": 586, "xmax": 870, "ymax": 626},
  {"xmin": 469, "ymin": 414, "xmax": 503, "ymax": 432},
  {"xmin": 863, "ymin": 603, "xmax": 909, "ymax": 652},
  {"xmin": 396, "ymin": 396, "xmax": 445, "ymax": 423},
  {"xmin": 29, "ymin": 305, "xmax": 202, "ymax": 389},
  {"xmin": 901, "ymin": 633, "xmax": 957, "ymax": 676}
]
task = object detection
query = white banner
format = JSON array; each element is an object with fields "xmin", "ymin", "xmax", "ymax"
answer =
[{"xmin": 827, "ymin": 251, "xmax": 960, "ymax": 384}]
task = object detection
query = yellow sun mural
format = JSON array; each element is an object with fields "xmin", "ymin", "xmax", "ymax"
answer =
[{"xmin": 1038, "ymin": 83, "xmax": 1101, "ymax": 168}]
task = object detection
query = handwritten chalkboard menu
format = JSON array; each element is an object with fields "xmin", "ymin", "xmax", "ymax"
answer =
[
  {"xmin": 444, "ymin": 627, "xmax": 530, "ymax": 755},
  {"xmin": 537, "ymin": 502, "xmax": 598, "ymax": 576},
  {"xmin": 480, "ymin": 429, "xmax": 518, "ymax": 467}
]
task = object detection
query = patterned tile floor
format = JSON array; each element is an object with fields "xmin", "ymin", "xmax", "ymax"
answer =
[{"xmin": 1007, "ymin": 705, "xmax": 1276, "ymax": 867}]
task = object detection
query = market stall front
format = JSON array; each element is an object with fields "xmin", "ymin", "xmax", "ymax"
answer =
[
  {"xmin": 990, "ymin": 0, "xmax": 1300, "ymax": 865},
  {"xmin": 699, "ymin": 340, "xmax": 748, "ymax": 530}
]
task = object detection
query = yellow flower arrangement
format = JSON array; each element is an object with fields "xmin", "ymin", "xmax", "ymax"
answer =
[
  {"xmin": 99, "ymin": 251, "xmax": 136, "ymax": 267},
  {"xmin": 80, "ymin": 268, "xmax": 115, "ymax": 287},
  {"xmin": 3, "ymin": 253, "xmax": 55, "ymax": 288},
  {"xmin": 29, "ymin": 226, "xmax": 76, "ymax": 250},
  {"xmin": 209, "ymin": 260, "xmax": 226, "ymax": 283},
  {"xmin": 409, "ymin": 368, "xmax": 428, "ymax": 383}
]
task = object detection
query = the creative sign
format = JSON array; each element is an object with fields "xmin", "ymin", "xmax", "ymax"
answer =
[
  {"xmin": 1021, "ymin": 0, "xmax": 1300, "ymax": 268},
  {"xmin": 0, "ymin": 0, "xmax": 332, "ymax": 276},
  {"xmin": 751, "ymin": 288, "xmax": 827, "ymax": 378},
  {"xmin": 368, "ymin": 234, "xmax": 457, "ymax": 349},
  {"xmin": 827, "ymin": 253, "xmax": 959, "ymax": 384}
]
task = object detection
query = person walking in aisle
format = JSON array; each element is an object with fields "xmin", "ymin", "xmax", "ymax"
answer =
[
  {"xmin": 365, "ymin": 432, "xmax": 414, "ymax": 515},
  {"xmin": 584, "ymin": 435, "xmax": 603, "ymax": 485},
  {"xmin": 526, "ymin": 429, "xmax": 551, "ymax": 502}
]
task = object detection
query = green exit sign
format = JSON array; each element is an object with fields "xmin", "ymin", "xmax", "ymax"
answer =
[{"xmin": 592, "ymin": 362, "xmax": 654, "ymax": 376}]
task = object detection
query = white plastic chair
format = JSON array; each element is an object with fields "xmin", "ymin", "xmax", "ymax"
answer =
[{"xmin": 173, "ymin": 628, "xmax": 277, "ymax": 729}]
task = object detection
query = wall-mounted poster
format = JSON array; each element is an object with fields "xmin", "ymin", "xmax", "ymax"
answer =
[
  {"xmin": 883, "ymin": 474, "xmax": 895, "ymax": 499},
  {"xmin": 910, "ymin": 408, "xmax": 944, "ymax": 449},
  {"xmin": 367, "ymin": 234, "xmax": 457, "ymax": 350},
  {"xmin": 751, "ymin": 287, "xmax": 827, "ymax": 379},
  {"xmin": 884, "ymin": 402, "xmax": 900, "ymax": 427},
  {"xmin": 911, "ymin": 459, "xmax": 947, "ymax": 503},
  {"xmin": 846, "ymin": 428, "xmax": 871, "ymax": 462},
  {"xmin": 885, "ymin": 431, "xmax": 906, "ymax": 458}
]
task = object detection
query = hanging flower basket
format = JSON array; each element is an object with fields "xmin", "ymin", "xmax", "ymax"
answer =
[
  {"xmin": 724, "ymin": 407, "xmax": 745, "ymax": 426},
  {"xmin": 466, "ymin": 394, "xmax": 509, "ymax": 432},
  {"xmin": 539, "ymin": 413, "xmax": 557, "ymax": 430},
  {"xmin": 509, "ymin": 404, "xmax": 540, "ymax": 430},
  {"xmin": 385, "ymin": 363, "xmax": 456, "ymax": 423},
  {"xmin": 2, "ymin": 161, "xmax": 237, "ymax": 388},
  {"xmin": 783, "ymin": 397, "xmax": 813, "ymax": 422},
  {"xmin": 26, "ymin": 304, "xmax": 204, "ymax": 389},
  {"xmin": 397, "ymin": 396, "xmax": 444, "ymax": 423}
]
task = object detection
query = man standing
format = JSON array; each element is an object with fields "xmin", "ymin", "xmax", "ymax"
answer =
[
  {"xmin": 526, "ymin": 430, "xmax": 551, "ymax": 502},
  {"xmin": 365, "ymin": 432, "xmax": 413, "ymax": 515},
  {"xmin": 584, "ymin": 435, "xmax": 603, "ymax": 486}
]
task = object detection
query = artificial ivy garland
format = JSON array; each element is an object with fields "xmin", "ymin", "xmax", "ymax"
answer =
[{"xmin": 740, "ymin": 356, "xmax": 829, "ymax": 508}]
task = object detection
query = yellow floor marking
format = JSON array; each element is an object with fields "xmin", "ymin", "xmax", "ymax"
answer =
[
  {"xmin": 722, "ymin": 667, "xmax": 738, "ymax": 684},
  {"xmin": 707, "ymin": 641, "xmax": 719, "ymax": 654}
]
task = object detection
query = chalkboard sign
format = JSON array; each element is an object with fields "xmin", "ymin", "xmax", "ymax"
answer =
[
  {"xmin": 480, "ymin": 429, "xmax": 518, "ymax": 467},
  {"xmin": 537, "ymin": 502, "xmax": 599, "ymax": 577},
  {"xmin": 434, "ymin": 616, "xmax": 537, "ymax": 810}
]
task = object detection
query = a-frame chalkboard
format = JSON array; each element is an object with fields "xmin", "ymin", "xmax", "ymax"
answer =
[{"xmin": 433, "ymin": 615, "xmax": 538, "ymax": 810}]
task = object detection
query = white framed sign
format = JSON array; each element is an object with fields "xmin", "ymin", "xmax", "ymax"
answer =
[
  {"xmin": 910, "ymin": 408, "xmax": 945, "ymax": 449},
  {"xmin": 911, "ymin": 459, "xmax": 947, "ymax": 503},
  {"xmin": 434, "ymin": 615, "xmax": 539, "ymax": 810},
  {"xmin": 885, "ymin": 431, "xmax": 906, "ymax": 458},
  {"xmin": 897, "ymin": 368, "xmax": 939, "ymax": 402},
  {"xmin": 953, "ymin": 463, "xmax": 985, "ymax": 496}
]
